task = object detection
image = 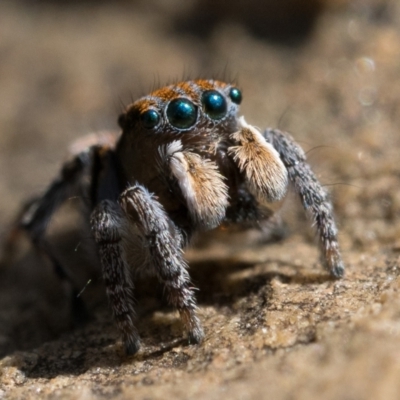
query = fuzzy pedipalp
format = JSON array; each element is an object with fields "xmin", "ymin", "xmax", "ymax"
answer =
[{"xmin": 229, "ymin": 117, "xmax": 288, "ymax": 203}]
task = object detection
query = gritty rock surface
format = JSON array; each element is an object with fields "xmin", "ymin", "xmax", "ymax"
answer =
[{"xmin": 0, "ymin": 0, "xmax": 399, "ymax": 399}]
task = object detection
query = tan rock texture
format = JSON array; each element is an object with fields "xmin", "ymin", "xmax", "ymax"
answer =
[{"xmin": 0, "ymin": 0, "xmax": 400, "ymax": 399}]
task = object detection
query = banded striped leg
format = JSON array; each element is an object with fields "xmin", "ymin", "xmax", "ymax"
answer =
[
  {"xmin": 119, "ymin": 185, "xmax": 204, "ymax": 346},
  {"xmin": 263, "ymin": 128, "xmax": 344, "ymax": 278},
  {"xmin": 90, "ymin": 200, "xmax": 140, "ymax": 355}
]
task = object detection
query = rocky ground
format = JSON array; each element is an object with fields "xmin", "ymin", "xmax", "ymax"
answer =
[{"xmin": 0, "ymin": 0, "xmax": 399, "ymax": 399}]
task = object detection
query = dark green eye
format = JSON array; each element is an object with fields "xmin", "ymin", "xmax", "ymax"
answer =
[
  {"xmin": 202, "ymin": 90, "xmax": 227, "ymax": 120},
  {"xmin": 166, "ymin": 98, "xmax": 197, "ymax": 129},
  {"xmin": 140, "ymin": 109, "xmax": 160, "ymax": 129},
  {"xmin": 229, "ymin": 87, "xmax": 242, "ymax": 105}
]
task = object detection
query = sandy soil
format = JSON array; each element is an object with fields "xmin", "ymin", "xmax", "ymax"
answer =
[{"xmin": 0, "ymin": 0, "xmax": 400, "ymax": 399}]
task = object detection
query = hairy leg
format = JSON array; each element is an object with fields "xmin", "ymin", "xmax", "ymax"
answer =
[
  {"xmin": 21, "ymin": 151, "xmax": 93, "ymax": 243},
  {"xmin": 119, "ymin": 185, "xmax": 204, "ymax": 345},
  {"xmin": 91, "ymin": 200, "xmax": 140, "ymax": 355},
  {"xmin": 263, "ymin": 128, "xmax": 344, "ymax": 278}
]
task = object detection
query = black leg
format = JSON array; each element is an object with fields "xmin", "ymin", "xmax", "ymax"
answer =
[
  {"xmin": 264, "ymin": 128, "xmax": 344, "ymax": 278},
  {"xmin": 3, "ymin": 152, "xmax": 94, "ymax": 323},
  {"xmin": 91, "ymin": 200, "xmax": 140, "ymax": 355},
  {"xmin": 119, "ymin": 185, "xmax": 204, "ymax": 345}
]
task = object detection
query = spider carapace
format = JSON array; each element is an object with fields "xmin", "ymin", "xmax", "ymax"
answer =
[{"xmin": 7, "ymin": 79, "xmax": 344, "ymax": 355}]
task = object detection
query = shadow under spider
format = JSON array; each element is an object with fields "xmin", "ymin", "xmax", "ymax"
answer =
[
  {"xmin": 1, "ymin": 233, "xmax": 335, "ymax": 379},
  {"xmin": 189, "ymin": 257, "xmax": 335, "ymax": 306}
]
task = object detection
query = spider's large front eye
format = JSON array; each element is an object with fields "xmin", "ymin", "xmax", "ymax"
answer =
[
  {"xmin": 140, "ymin": 109, "xmax": 161, "ymax": 129},
  {"xmin": 166, "ymin": 98, "xmax": 197, "ymax": 130},
  {"xmin": 229, "ymin": 87, "xmax": 242, "ymax": 105},
  {"xmin": 202, "ymin": 90, "xmax": 227, "ymax": 120}
]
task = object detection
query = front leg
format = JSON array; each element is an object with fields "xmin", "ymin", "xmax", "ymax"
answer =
[
  {"xmin": 119, "ymin": 185, "xmax": 204, "ymax": 345},
  {"xmin": 91, "ymin": 200, "xmax": 140, "ymax": 355},
  {"xmin": 263, "ymin": 128, "xmax": 344, "ymax": 278}
]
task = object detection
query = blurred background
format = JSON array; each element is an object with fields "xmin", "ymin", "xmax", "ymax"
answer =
[
  {"xmin": 0, "ymin": 0, "xmax": 397, "ymax": 206},
  {"xmin": 1, "ymin": 0, "xmax": 398, "ymax": 234},
  {"xmin": 0, "ymin": 0, "xmax": 400, "ymax": 395}
]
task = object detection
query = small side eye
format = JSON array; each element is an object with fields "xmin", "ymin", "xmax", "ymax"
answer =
[
  {"xmin": 229, "ymin": 87, "xmax": 242, "ymax": 105},
  {"xmin": 140, "ymin": 109, "xmax": 160, "ymax": 129},
  {"xmin": 202, "ymin": 90, "xmax": 227, "ymax": 120},
  {"xmin": 166, "ymin": 98, "xmax": 197, "ymax": 130}
]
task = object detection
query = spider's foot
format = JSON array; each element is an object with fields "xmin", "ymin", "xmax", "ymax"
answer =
[
  {"xmin": 330, "ymin": 261, "xmax": 345, "ymax": 279},
  {"xmin": 188, "ymin": 325, "xmax": 205, "ymax": 345},
  {"xmin": 124, "ymin": 336, "xmax": 141, "ymax": 356},
  {"xmin": 325, "ymin": 249, "xmax": 345, "ymax": 279}
]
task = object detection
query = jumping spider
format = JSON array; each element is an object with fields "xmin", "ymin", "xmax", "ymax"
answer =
[{"xmin": 8, "ymin": 79, "xmax": 344, "ymax": 355}]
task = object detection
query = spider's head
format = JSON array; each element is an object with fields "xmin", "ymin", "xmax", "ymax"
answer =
[{"xmin": 118, "ymin": 80, "xmax": 242, "ymax": 146}]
